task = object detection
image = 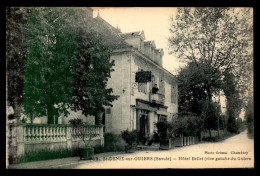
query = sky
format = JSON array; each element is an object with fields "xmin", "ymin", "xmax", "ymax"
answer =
[
  {"xmin": 92, "ymin": 7, "xmax": 184, "ymax": 75},
  {"xmin": 91, "ymin": 7, "xmax": 247, "ymax": 120}
]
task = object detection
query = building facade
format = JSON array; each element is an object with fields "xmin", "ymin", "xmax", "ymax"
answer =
[{"xmin": 97, "ymin": 26, "xmax": 179, "ymax": 140}]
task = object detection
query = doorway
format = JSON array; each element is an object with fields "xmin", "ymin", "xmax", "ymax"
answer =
[{"xmin": 137, "ymin": 110, "xmax": 149, "ymax": 144}]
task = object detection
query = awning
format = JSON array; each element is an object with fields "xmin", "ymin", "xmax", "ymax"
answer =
[
  {"xmin": 135, "ymin": 99, "xmax": 157, "ymax": 112},
  {"xmin": 135, "ymin": 105, "xmax": 157, "ymax": 112},
  {"xmin": 156, "ymin": 110, "xmax": 170, "ymax": 116}
]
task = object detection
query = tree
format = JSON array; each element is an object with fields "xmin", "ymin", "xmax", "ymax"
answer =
[
  {"xmin": 177, "ymin": 61, "xmax": 222, "ymax": 137},
  {"xmin": 170, "ymin": 113, "xmax": 202, "ymax": 137},
  {"xmin": 23, "ymin": 7, "xmax": 82, "ymax": 124},
  {"xmin": 21, "ymin": 7, "xmax": 119, "ymax": 124},
  {"xmin": 244, "ymin": 98, "xmax": 254, "ymax": 137},
  {"xmin": 6, "ymin": 7, "xmax": 29, "ymax": 119},
  {"xmin": 223, "ymin": 71, "xmax": 243, "ymax": 133},
  {"xmin": 169, "ymin": 7, "xmax": 253, "ymax": 129},
  {"xmin": 72, "ymin": 26, "xmax": 119, "ymax": 122},
  {"xmin": 177, "ymin": 62, "xmax": 221, "ymax": 116}
]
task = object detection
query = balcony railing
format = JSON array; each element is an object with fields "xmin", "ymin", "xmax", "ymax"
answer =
[{"xmin": 150, "ymin": 92, "xmax": 165, "ymax": 105}]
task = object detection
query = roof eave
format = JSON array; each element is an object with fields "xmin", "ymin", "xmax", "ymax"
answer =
[{"xmin": 112, "ymin": 47, "xmax": 179, "ymax": 83}]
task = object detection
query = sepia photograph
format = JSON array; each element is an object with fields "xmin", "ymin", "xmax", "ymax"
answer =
[{"xmin": 6, "ymin": 7, "xmax": 254, "ymax": 169}]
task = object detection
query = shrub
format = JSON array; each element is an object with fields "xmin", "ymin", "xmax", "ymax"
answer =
[
  {"xmin": 68, "ymin": 118, "xmax": 83, "ymax": 127},
  {"xmin": 93, "ymin": 145, "xmax": 106, "ymax": 154},
  {"xmin": 155, "ymin": 121, "xmax": 172, "ymax": 139},
  {"xmin": 17, "ymin": 148, "xmax": 72, "ymax": 163},
  {"xmin": 170, "ymin": 114, "xmax": 202, "ymax": 137},
  {"xmin": 104, "ymin": 133, "xmax": 124, "ymax": 152},
  {"xmin": 121, "ymin": 129, "xmax": 138, "ymax": 145}
]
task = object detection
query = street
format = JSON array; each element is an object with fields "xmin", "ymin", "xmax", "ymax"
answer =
[{"xmin": 56, "ymin": 130, "xmax": 254, "ymax": 169}]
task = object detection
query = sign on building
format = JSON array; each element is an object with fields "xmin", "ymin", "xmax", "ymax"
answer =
[{"xmin": 135, "ymin": 71, "xmax": 152, "ymax": 83}]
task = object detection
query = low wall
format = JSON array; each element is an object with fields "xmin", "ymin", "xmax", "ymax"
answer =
[{"xmin": 13, "ymin": 124, "xmax": 104, "ymax": 157}]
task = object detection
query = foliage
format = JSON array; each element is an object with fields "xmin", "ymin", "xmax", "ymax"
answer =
[
  {"xmin": 171, "ymin": 114, "xmax": 202, "ymax": 137},
  {"xmin": 169, "ymin": 7, "xmax": 253, "ymax": 130},
  {"xmin": 169, "ymin": 8, "xmax": 253, "ymax": 95},
  {"xmin": 177, "ymin": 62, "xmax": 221, "ymax": 116},
  {"xmin": 155, "ymin": 121, "xmax": 172, "ymax": 139},
  {"xmin": 17, "ymin": 148, "xmax": 71, "ymax": 164},
  {"xmin": 22, "ymin": 7, "xmax": 84, "ymax": 124},
  {"xmin": 6, "ymin": 7, "xmax": 29, "ymax": 117},
  {"xmin": 72, "ymin": 27, "xmax": 119, "ymax": 118},
  {"xmin": 121, "ymin": 129, "xmax": 139, "ymax": 145},
  {"xmin": 202, "ymin": 131, "xmax": 233, "ymax": 142},
  {"xmin": 103, "ymin": 133, "xmax": 125, "ymax": 152},
  {"xmin": 245, "ymin": 98, "xmax": 254, "ymax": 137},
  {"xmin": 93, "ymin": 145, "xmax": 106, "ymax": 154},
  {"xmin": 236, "ymin": 117, "xmax": 245, "ymax": 132},
  {"xmin": 203, "ymin": 101, "xmax": 220, "ymax": 131},
  {"xmin": 68, "ymin": 118, "xmax": 84, "ymax": 127},
  {"xmin": 177, "ymin": 62, "xmax": 222, "ymax": 135},
  {"xmin": 21, "ymin": 117, "xmax": 27, "ymax": 123},
  {"xmin": 7, "ymin": 7, "xmax": 119, "ymax": 124},
  {"xmin": 94, "ymin": 133, "xmax": 125, "ymax": 154},
  {"xmin": 223, "ymin": 71, "xmax": 243, "ymax": 133},
  {"xmin": 68, "ymin": 118, "xmax": 98, "ymax": 148}
]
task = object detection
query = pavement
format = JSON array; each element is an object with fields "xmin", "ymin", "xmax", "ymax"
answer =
[
  {"xmin": 8, "ymin": 151, "xmax": 126, "ymax": 169},
  {"xmin": 8, "ymin": 130, "xmax": 254, "ymax": 169}
]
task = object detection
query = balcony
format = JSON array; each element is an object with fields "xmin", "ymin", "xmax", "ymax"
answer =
[{"xmin": 150, "ymin": 92, "xmax": 165, "ymax": 106}]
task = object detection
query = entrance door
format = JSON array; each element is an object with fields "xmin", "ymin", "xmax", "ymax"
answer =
[{"xmin": 137, "ymin": 110, "xmax": 149, "ymax": 144}]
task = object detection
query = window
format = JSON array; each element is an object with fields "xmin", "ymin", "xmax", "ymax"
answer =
[
  {"xmin": 171, "ymin": 85, "xmax": 177, "ymax": 103},
  {"xmin": 159, "ymin": 79, "xmax": 165, "ymax": 94},
  {"xmin": 150, "ymin": 75, "xmax": 158, "ymax": 91},
  {"xmin": 138, "ymin": 68, "xmax": 147, "ymax": 94}
]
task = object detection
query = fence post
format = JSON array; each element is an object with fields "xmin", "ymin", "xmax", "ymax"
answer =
[
  {"xmin": 180, "ymin": 134, "xmax": 183, "ymax": 146},
  {"xmin": 8, "ymin": 122, "xmax": 18, "ymax": 164},
  {"xmin": 17, "ymin": 125, "xmax": 25, "ymax": 157},
  {"xmin": 66, "ymin": 126, "xmax": 72, "ymax": 149}
]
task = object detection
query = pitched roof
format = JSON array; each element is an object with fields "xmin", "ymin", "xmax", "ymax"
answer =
[
  {"xmin": 120, "ymin": 31, "xmax": 145, "ymax": 40},
  {"xmin": 91, "ymin": 16, "xmax": 175, "ymax": 80},
  {"xmin": 92, "ymin": 16, "xmax": 130, "ymax": 49}
]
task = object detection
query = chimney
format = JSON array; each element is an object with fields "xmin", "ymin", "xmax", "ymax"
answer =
[
  {"xmin": 120, "ymin": 31, "xmax": 145, "ymax": 52},
  {"xmin": 144, "ymin": 41, "xmax": 156, "ymax": 61},
  {"xmin": 154, "ymin": 48, "xmax": 164, "ymax": 66}
]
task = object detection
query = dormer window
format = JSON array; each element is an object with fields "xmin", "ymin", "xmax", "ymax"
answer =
[{"xmin": 120, "ymin": 31, "xmax": 145, "ymax": 52}]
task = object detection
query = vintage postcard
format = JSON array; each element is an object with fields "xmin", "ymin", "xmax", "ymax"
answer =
[{"xmin": 6, "ymin": 7, "xmax": 254, "ymax": 169}]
